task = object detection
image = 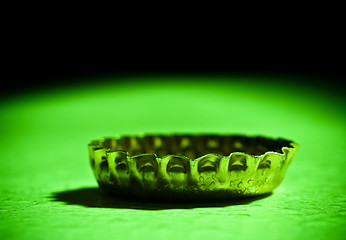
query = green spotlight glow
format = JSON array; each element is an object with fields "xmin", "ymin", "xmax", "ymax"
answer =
[{"xmin": 0, "ymin": 75, "xmax": 345, "ymax": 240}]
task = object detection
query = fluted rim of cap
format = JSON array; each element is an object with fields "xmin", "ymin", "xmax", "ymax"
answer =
[
  {"xmin": 88, "ymin": 134, "xmax": 298, "ymax": 159},
  {"xmin": 87, "ymin": 134, "xmax": 299, "ymax": 200}
]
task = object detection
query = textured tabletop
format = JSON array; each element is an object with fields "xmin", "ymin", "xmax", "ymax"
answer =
[{"xmin": 0, "ymin": 76, "xmax": 345, "ymax": 240}]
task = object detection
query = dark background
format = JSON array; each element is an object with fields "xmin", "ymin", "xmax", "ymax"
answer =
[
  {"xmin": 3, "ymin": 40, "xmax": 345, "ymax": 100},
  {"xmin": 2, "ymin": 8, "xmax": 345, "ymax": 101}
]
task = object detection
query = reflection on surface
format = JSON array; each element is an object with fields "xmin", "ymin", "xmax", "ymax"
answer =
[{"xmin": 50, "ymin": 187, "xmax": 272, "ymax": 210}]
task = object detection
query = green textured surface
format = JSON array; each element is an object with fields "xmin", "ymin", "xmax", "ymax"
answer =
[{"xmin": 0, "ymin": 76, "xmax": 345, "ymax": 240}]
